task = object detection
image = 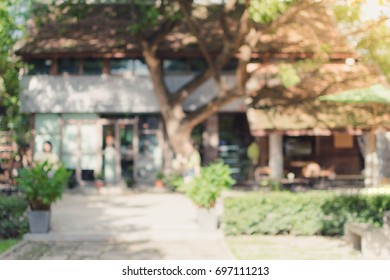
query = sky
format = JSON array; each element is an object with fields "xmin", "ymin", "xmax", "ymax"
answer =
[{"xmin": 361, "ymin": 0, "xmax": 390, "ymax": 20}]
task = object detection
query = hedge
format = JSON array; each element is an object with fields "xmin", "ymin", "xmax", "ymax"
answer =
[
  {"xmin": 0, "ymin": 196, "xmax": 28, "ymax": 239},
  {"xmin": 223, "ymin": 192, "xmax": 390, "ymax": 236}
]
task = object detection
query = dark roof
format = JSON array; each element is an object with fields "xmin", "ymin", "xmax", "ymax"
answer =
[{"xmin": 16, "ymin": 1, "xmax": 352, "ymax": 58}]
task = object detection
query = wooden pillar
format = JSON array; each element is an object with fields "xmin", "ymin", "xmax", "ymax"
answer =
[
  {"xmin": 202, "ymin": 114, "xmax": 219, "ymax": 164},
  {"xmin": 58, "ymin": 113, "xmax": 63, "ymax": 161},
  {"xmin": 103, "ymin": 58, "xmax": 110, "ymax": 75},
  {"xmin": 50, "ymin": 58, "xmax": 58, "ymax": 75},
  {"xmin": 269, "ymin": 133, "xmax": 284, "ymax": 179},
  {"xmin": 364, "ymin": 132, "xmax": 379, "ymax": 186},
  {"xmin": 76, "ymin": 123, "xmax": 82, "ymax": 185},
  {"xmin": 29, "ymin": 113, "xmax": 36, "ymax": 156},
  {"xmin": 133, "ymin": 116, "xmax": 139, "ymax": 181}
]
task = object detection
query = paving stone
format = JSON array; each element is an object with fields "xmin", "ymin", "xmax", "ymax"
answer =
[{"xmin": 2, "ymin": 192, "xmax": 233, "ymax": 260}]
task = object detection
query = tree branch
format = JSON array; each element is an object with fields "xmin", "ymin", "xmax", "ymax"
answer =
[
  {"xmin": 347, "ymin": 16, "xmax": 390, "ymax": 36},
  {"xmin": 182, "ymin": 88, "xmax": 241, "ymax": 127},
  {"xmin": 169, "ymin": 69, "xmax": 212, "ymax": 106},
  {"xmin": 177, "ymin": 0, "xmax": 227, "ymax": 94}
]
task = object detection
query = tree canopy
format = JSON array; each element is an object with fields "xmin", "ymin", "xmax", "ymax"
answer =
[
  {"xmin": 9, "ymin": 0, "xmax": 390, "ymax": 156},
  {"xmin": 0, "ymin": 0, "xmax": 30, "ymax": 146}
]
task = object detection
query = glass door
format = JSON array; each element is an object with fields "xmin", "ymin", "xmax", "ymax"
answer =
[{"xmin": 118, "ymin": 120, "xmax": 138, "ymax": 184}]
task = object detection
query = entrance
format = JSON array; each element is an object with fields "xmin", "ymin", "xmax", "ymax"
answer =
[{"xmin": 101, "ymin": 118, "xmax": 138, "ymax": 184}]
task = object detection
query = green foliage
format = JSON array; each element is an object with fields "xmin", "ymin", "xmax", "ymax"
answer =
[
  {"xmin": 0, "ymin": 0, "xmax": 30, "ymax": 143},
  {"xmin": 125, "ymin": 177, "xmax": 134, "ymax": 188},
  {"xmin": 322, "ymin": 194, "xmax": 390, "ymax": 235},
  {"xmin": 249, "ymin": 0, "xmax": 295, "ymax": 24},
  {"xmin": 186, "ymin": 161, "xmax": 236, "ymax": 209},
  {"xmin": 156, "ymin": 171, "xmax": 164, "ymax": 180},
  {"xmin": 16, "ymin": 161, "xmax": 71, "ymax": 210},
  {"xmin": 128, "ymin": 1, "xmax": 181, "ymax": 34},
  {"xmin": 277, "ymin": 63, "xmax": 301, "ymax": 88},
  {"xmin": 0, "ymin": 196, "xmax": 28, "ymax": 239},
  {"xmin": 224, "ymin": 192, "xmax": 390, "ymax": 236},
  {"xmin": 333, "ymin": 1, "xmax": 390, "ymax": 82},
  {"xmin": 163, "ymin": 173, "xmax": 185, "ymax": 192},
  {"xmin": 224, "ymin": 192, "xmax": 328, "ymax": 236},
  {"xmin": 247, "ymin": 142, "xmax": 260, "ymax": 165},
  {"xmin": 0, "ymin": 239, "xmax": 20, "ymax": 254},
  {"xmin": 258, "ymin": 178, "xmax": 282, "ymax": 191}
]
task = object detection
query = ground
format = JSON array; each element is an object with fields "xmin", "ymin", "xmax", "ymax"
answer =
[
  {"xmin": 226, "ymin": 235, "xmax": 362, "ymax": 260},
  {"xmin": 0, "ymin": 190, "xmax": 366, "ymax": 260}
]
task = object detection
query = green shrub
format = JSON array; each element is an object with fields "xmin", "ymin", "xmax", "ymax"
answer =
[
  {"xmin": 223, "ymin": 192, "xmax": 329, "ymax": 236},
  {"xmin": 223, "ymin": 192, "xmax": 390, "ymax": 236},
  {"xmin": 0, "ymin": 196, "xmax": 28, "ymax": 239},
  {"xmin": 321, "ymin": 194, "xmax": 390, "ymax": 235},
  {"xmin": 186, "ymin": 161, "xmax": 236, "ymax": 208},
  {"xmin": 16, "ymin": 161, "xmax": 71, "ymax": 210},
  {"xmin": 163, "ymin": 173, "xmax": 185, "ymax": 192}
]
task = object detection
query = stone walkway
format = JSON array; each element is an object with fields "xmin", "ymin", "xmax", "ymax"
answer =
[{"xmin": 1, "ymin": 190, "xmax": 233, "ymax": 260}]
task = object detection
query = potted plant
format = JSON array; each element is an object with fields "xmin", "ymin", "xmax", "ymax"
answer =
[
  {"xmin": 155, "ymin": 171, "xmax": 164, "ymax": 188},
  {"xmin": 16, "ymin": 161, "xmax": 71, "ymax": 233},
  {"xmin": 186, "ymin": 161, "xmax": 235, "ymax": 230},
  {"xmin": 95, "ymin": 171, "xmax": 104, "ymax": 189},
  {"xmin": 125, "ymin": 176, "xmax": 134, "ymax": 188}
]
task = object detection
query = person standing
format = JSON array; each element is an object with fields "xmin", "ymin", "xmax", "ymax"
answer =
[
  {"xmin": 183, "ymin": 140, "xmax": 201, "ymax": 183},
  {"xmin": 104, "ymin": 135, "xmax": 116, "ymax": 183},
  {"xmin": 33, "ymin": 141, "xmax": 59, "ymax": 167}
]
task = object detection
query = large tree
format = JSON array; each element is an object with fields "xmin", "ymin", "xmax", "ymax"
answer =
[
  {"xmin": 117, "ymin": 0, "xmax": 296, "ymax": 157},
  {"xmin": 29, "ymin": 0, "xmax": 384, "ymax": 158},
  {"xmin": 0, "ymin": 0, "xmax": 30, "ymax": 145}
]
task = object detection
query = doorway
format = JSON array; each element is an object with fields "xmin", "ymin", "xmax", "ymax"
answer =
[{"xmin": 100, "ymin": 118, "xmax": 139, "ymax": 184}]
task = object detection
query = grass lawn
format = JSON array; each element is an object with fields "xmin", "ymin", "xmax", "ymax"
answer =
[
  {"xmin": 0, "ymin": 239, "xmax": 21, "ymax": 255},
  {"xmin": 226, "ymin": 235, "xmax": 362, "ymax": 260}
]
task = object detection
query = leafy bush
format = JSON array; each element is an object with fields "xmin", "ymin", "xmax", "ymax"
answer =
[
  {"xmin": 224, "ymin": 192, "xmax": 329, "ymax": 236},
  {"xmin": 16, "ymin": 161, "xmax": 71, "ymax": 210},
  {"xmin": 186, "ymin": 161, "xmax": 236, "ymax": 208},
  {"xmin": 321, "ymin": 194, "xmax": 390, "ymax": 235},
  {"xmin": 163, "ymin": 173, "xmax": 185, "ymax": 192},
  {"xmin": 0, "ymin": 196, "xmax": 28, "ymax": 239},
  {"xmin": 223, "ymin": 192, "xmax": 390, "ymax": 236}
]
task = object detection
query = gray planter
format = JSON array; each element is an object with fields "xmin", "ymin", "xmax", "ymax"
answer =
[
  {"xmin": 28, "ymin": 210, "xmax": 51, "ymax": 233},
  {"xmin": 198, "ymin": 207, "xmax": 218, "ymax": 231}
]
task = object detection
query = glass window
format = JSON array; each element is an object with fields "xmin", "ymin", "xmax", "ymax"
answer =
[
  {"xmin": 188, "ymin": 58, "xmax": 206, "ymax": 72},
  {"xmin": 110, "ymin": 58, "xmax": 133, "ymax": 74},
  {"xmin": 134, "ymin": 59, "xmax": 149, "ymax": 76},
  {"xmin": 284, "ymin": 136, "xmax": 315, "ymax": 156},
  {"xmin": 163, "ymin": 59, "xmax": 187, "ymax": 73},
  {"xmin": 58, "ymin": 58, "xmax": 80, "ymax": 74},
  {"xmin": 26, "ymin": 59, "xmax": 50, "ymax": 75},
  {"xmin": 222, "ymin": 59, "xmax": 238, "ymax": 72},
  {"xmin": 83, "ymin": 58, "xmax": 103, "ymax": 75},
  {"xmin": 61, "ymin": 124, "xmax": 78, "ymax": 154},
  {"xmin": 139, "ymin": 115, "xmax": 159, "ymax": 130},
  {"xmin": 218, "ymin": 114, "xmax": 252, "ymax": 181}
]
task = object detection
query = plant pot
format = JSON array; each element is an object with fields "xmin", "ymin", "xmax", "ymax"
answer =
[
  {"xmin": 197, "ymin": 207, "xmax": 218, "ymax": 231},
  {"xmin": 28, "ymin": 210, "xmax": 50, "ymax": 233},
  {"xmin": 155, "ymin": 179, "xmax": 164, "ymax": 189},
  {"xmin": 95, "ymin": 180, "xmax": 104, "ymax": 189}
]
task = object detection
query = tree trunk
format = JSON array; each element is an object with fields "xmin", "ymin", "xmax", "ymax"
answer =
[{"xmin": 165, "ymin": 120, "xmax": 193, "ymax": 157}]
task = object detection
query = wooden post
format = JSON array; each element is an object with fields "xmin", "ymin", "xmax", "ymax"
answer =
[
  {"xmin": 103, "ymin": 59, "xmax": 110, "ymax": 75},
  {"xmin": 202, "ymin": 114, "xmax": 219, "ymax": 164},
  {"xmin": 29, "ymin": 113, "xmax": 35, "ymax": 156},
  {"xmin": 133, "ymin": 116, "xmax": 139, "ymax": 181},
  {"xmin": 269, "ymin": 133, "xmax": 284, "ymax": 179},
  {"xmin": 58, "ymin": 113, "xmax": 63, "ymax": 161},
  {"xmin": 364, "ymin": 131, "xmax": 379, "ymax": 186},
  {"xmin": 50, "ymin": 58, "xmax": 58, "ymax": 75},
  {"xmin": 76, "ymin": 123, "xmax": 82, "ymax": 185}
]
